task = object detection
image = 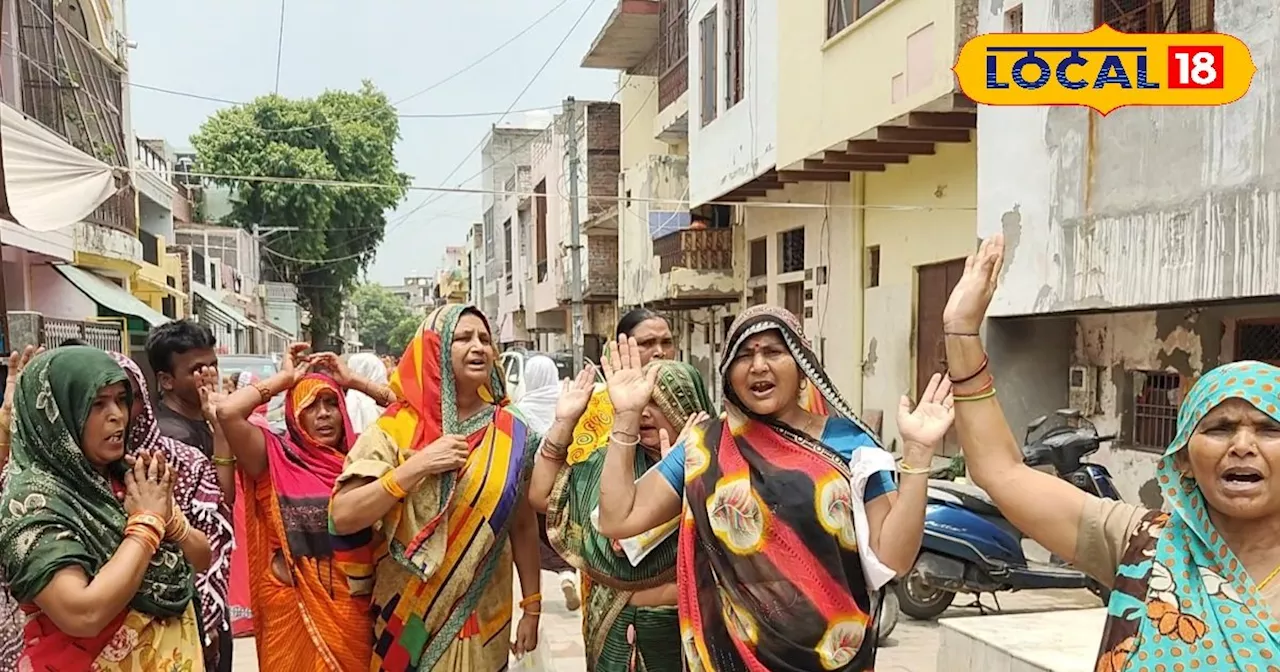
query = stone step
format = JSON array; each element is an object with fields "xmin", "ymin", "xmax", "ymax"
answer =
[{"xmin": 936, "ymin": 607, "xmax": 1106, "ymax": 672}]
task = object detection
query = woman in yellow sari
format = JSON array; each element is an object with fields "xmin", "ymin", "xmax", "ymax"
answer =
[{"xmin": 331, "ymin": 304, "xmax": 544, "ymax": 671}]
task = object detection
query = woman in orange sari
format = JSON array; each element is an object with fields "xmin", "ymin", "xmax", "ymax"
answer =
[
  {"xmin": 331, "ymin": 304, "xmax": 543, "ymax": 671},
  {"xmin": 214, "ymin": 343, "xmax": 391, "ymax": 670}
]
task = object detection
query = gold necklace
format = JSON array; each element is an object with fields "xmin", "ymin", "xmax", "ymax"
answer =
[{"xmin": 1257, "ymin": 563, "xmax": 1280, "ymax": 591}]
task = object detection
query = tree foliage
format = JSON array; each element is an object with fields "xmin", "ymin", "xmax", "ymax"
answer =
[
  {"xmin": 350, "ymin": 283, "xmax": 411, "ymax": 354},
  {"xmin": 190, "ymin": 82, "xmax": 410, "ymax": 347},
  {"xmin": 388, "ymin": 314, "xmax": 422, "ymax": 356}
]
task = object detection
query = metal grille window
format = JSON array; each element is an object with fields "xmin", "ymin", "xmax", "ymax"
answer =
[
  {"xmin": 749, "ymin": 238, "xmax": 767, "ymax": 278},
  {"xmin": 1128, "ymin": 370, "xmax": 1181, "ymax": 450},
  {"xmin": 866, "ymin": 246, "xmax": 881, "ymax": 288},
  {"xmin": 699, "ymin": 11, "xmax": 718, "ymax": 125},
  {"xmin": 779, "ymin": 228, "xmax": 805, "ymax": 274},
  {"xmin": 1236, "ymin": 321, "xmax": 1280, "ymax": 365},
  {"xmin": 1096, "ymin": 0, "xmax": 1213, "ymax": 33}
]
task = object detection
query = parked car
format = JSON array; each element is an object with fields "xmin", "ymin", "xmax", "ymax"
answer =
[
  {"xmin": 499, "ymin": 349, "xmax": 600, "ymax": 402},
  {"xmin": 219, "ymin": 354, "xmax": 284, "ymax": 425}
]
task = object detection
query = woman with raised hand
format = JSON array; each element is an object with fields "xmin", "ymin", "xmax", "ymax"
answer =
[
  {"xmin": 529, "ymin": 357, "xmax": 715, "ymax": 671},
  {"xmin": 515, "ymin": 354, "xmax": 583, "ymax": 611},
  {"xmin": 110, "ymin": 352, "xmax": 233, "ymax": 670},
  {"xmin": 597, "ymin": 306, "xmax": 953, "ymax": 670},
  {"xmin": 0, "ymin": 346, "xmax": 206, "ymax": 669},
  {"xmin": 330, "ymin": 304, "xmax": 543, "ymax": 671},
  {"xmin": 941, "ymin": 235, "xmax": 1280, "ymax": 670},
  {"xmin": 0, "ymin": 345, "xmax": 41, "ymax": 669},
  {"xmin": 213, "ymin": 343, "xmax": 387, "ymax": 670}
]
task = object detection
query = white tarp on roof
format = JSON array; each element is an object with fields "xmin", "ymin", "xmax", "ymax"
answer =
[{"xmin": 0, "ymin": 103, "xmax": 118, "ymax": 232}]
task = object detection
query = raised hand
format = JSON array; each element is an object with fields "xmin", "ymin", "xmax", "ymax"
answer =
[
  {"xmin": 673, "ymin": 411, "xmax": 708, "ymax": 452},
  {"xmin": 555, "ymin": 364, "xmax": 597, "ymax": 423},
  {"xmin": 600, "ymin": 335, "xmax": 658, "ymax": 415},
  {"xmin": 942, "ymin": 234, "xmax": 1005, "ymax": 334},
  {"xmin": 281, "ymin": 342, "xmax": 312, "ymax": 385},
  {"xmin": 897, "ymin": 373, "xmax": 955, "ymax": 450},
  {"xmin": 123, "ymin": 450, "xmax": 174, "ymax": 520},
  {"xmin": 406, "ymin": 434, "xmax": 471, "ymax": 476},
  {"xmin": 310, "ymin": 352, "xmax": 353, "ymax": 387}
]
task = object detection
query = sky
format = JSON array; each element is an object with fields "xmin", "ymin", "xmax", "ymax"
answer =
[{"xmin": 126, "ymin": 0, "xmax": 617, "ymax": 284}]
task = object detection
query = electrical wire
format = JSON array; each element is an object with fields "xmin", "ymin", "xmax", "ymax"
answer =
[{"xmin": 273, "ymin": 0, "xmax": 287, "ymax": 93}]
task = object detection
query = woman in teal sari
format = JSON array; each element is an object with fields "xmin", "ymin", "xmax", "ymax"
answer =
[
  {"xmin": 529, "ymin": 359, "xmax": 714, "ymax": 671},
  {"xmin": 941, "ymin": 235, "xmax": 1280, "ymax": 670}
]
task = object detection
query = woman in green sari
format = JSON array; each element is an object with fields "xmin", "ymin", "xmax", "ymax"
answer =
[{"xmin": 529, "ymin": 359, "xmax": 714, "ymax": 671}]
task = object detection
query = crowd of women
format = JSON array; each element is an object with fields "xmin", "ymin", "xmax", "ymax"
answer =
[{"xmin": 0, "ymin": 233, "xmax": 1278, "ymax": 671}]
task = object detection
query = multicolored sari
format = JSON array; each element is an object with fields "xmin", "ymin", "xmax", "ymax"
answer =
[
  {"xmin": 678, "ymin": 306, "xmax": 885, "ymax": 672},
  {"xmin": 337, "ymin": 304, "xmax": 538, "ymax": 671},
  {"xmin": 110, "ymin": 352, "xmax": 233, "ymax": 669},
  {"xmin": 0, "ymin": 347, "xmax": 202, "ymax": 670},
  {"xmin": 546, "ymin": 360, "xmax": 715, "ymax": 671},
  {"xmin": 1095, "ymin": 361, "xmax": 1280, "ymax": 671},
  {"xmin": 242, "ymin": 373, "xmax": 377, "ymax": 671}
]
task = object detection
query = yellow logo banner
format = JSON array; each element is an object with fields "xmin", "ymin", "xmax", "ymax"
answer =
[{"xmin": 952, "ymin": 25, "xmax": 1256, "ymax": 115}]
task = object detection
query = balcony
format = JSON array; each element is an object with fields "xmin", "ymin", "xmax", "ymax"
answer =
[
  {"xmin": 580, "ymin": 0, "xmax": 661, "ymax": 70},
  {"xmin": 136, "ymin": 138, "xmax": 177, "ymax": 208},
  {"xmin": 557, "ymin": 235, "xmax": 619, "ymax": 303},
  {"xmin": 656, "ymin": 0, "xmax": 687, "ymax": 110},
  {"xmin": 7, "ymin": 311, "xmax": 125, "ymax": 352},
  {"xmin": 644, "ymin": 227, "xmax": 738, "ymax": 308},
  {"xmin": 14, "ymin": 0, "xmax": 128, "ymax": 168}
]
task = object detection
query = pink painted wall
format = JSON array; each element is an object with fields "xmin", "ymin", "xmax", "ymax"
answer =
[
  {"xmin": 30, "ymin": 264, "xmax": 96, "ymax": 319},
  {"xmin": 529, "ymin": 130, "xmax": 565, "ymax": 315}
]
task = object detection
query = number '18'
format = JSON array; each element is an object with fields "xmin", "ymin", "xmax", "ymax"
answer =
[{"xmin": 1167, "ymin": 46, "xmax": 1224, "ymax": 89}]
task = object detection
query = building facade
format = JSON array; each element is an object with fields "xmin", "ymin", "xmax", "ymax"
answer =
[{"xmin": 979, "ymin": 0, "xmax": 1253, "ymax": 505}]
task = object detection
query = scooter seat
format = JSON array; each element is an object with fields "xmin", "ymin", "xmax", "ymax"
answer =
[{"xmin": 929, "ymin": 480, "xmax": 1003, "ymax": 518}]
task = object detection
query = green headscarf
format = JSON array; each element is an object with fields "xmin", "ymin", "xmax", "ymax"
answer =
[
  {"xmin": 0, "ymin": 347, "xmax": 193, "ymax": 615},
  {"xmin": 645, "ymin": 359, "xmax": 716, "ymax": 430}
]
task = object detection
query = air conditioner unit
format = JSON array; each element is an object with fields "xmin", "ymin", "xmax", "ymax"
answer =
[{"xmin": 1067, "ymin": 365, "xmax": 1099, "ymax": 416}]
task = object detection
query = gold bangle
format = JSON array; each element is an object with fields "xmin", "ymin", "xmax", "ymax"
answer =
[
  {"xmin": 253, "ymin": 383, "xmax": 273, "ymax": 405},
  {"xmin": 379, "ymin": 471, "xmax": 408, "ymax": 499},
  {"xmin": 522, "ymin": 609, "xmax": 541, "ymax": 617},
  {"xmin": 953, "ymin": 388, "xmax": 997, "ymax": 403},
  {"xmin": 899, "ymin": 463, "xmax": 932, "ymax": 475},
  {"xmin": 519, "ymin": 593, "xmax": 542, "ymax": 608},
  {"xmin": 212, "ymin": 455, "xmax": 236, "ymax": 466}
]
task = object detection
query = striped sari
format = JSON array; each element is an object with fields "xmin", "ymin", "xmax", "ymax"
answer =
[
  {"xmin": 338, "ymin": 304, "xmax": 538, "ymax": 671},
  {"xmin": 547, "ymin": 360, "xmax": 715, "ymax": 671}
]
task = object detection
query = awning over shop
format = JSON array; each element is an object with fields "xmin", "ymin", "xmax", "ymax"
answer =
[
  {"xmin": 54, "ymin": 264, "xmax": 170, "ymax": 327},
  {"xmin": 191, "ymin": 282, "xmax": 254, "ymax": 328},
  {"xmin": 0, "ymin": 104, "xmax": 118, "ymax": 233}
]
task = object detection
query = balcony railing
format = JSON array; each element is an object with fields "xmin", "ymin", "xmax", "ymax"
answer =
[
  {"xmin": 657, "ymin": 0, "xmax": 688, "ymax": 109},
  {"xmin": 7, "ymin": 312, "xmax": 125, "ymax": 352},
  {"xmin": 84, "ymin": 185, "xmax": 137, "ymax": 234},
  {"xmin": 136, "ymin": 138, "xmax": 171, "ymax": 183},
  {"xmin": 655, "ymin": 228, "xmax": 733, "ymax": 273},
  {"xmin": 14, "ymin": 0, "xmax": 128, "ymax": 167}
]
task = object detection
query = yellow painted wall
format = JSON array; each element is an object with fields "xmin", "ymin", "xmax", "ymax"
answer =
[
  {"xmin": 777, "ymin": 0, "xmax": 958, "ymax": 167},
  {"xmin": 860, "ymin": 141, "xmax": 976, "ymax": 445},
  {"xmin": 741, "ymin": 182, "xmax": 864, "ymax": 410},
  {"xmin": 618, "ymin": 73, "xmax": 668, "ymax": 169}
]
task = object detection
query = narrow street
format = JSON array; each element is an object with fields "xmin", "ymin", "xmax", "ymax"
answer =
[{"xmin": 230, "ymin": 571, "xmax": 1101, "ymax": 671}]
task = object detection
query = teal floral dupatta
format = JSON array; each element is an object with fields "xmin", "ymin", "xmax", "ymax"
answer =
[{"xmin": 1096, "ymin": 360, "xmax": 1280, "ymax": 671}]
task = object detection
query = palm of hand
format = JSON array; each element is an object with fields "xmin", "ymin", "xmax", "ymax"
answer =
[
  {"xmin": 607, "ymin": 370, "xmax": 652, "ymax": 412},
  {"xmin": 556, "ymin": 390, "xmax": 591, "ymax": 419},
  {"xmin": 900, "ymin": 402, "xmax": 952, "ymax": 446}
]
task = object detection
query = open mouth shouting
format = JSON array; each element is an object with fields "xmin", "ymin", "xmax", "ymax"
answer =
[
  {"xmin": 1220, "ymin": 465, "xmax": 1266, "ymax": 495},
  {"xmin": 747, "ymin": 380, "xmax": 777, "ymax": 400},
  {"xmin": 104, "ymin": 430, "xmax": 125, "ymax": 451},
  {"xmin": 464, "ymin": 353, "xmax": 488, "ymax": 374}
]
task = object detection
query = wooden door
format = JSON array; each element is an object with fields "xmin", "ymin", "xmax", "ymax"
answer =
[{"xmin": 915, "ymin": 258, "xmax": 967, "ymax": 396}]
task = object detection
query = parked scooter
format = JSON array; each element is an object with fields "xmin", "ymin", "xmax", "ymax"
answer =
[{"xmin": 893, "ymin": 409, "xmax": 1118, "ymax": 620}]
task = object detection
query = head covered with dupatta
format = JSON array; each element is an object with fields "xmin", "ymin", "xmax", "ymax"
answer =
[
  {"xmin": 1095, "ymin": 360, "xmax": 1280, "ymax": 670},
  {"xmin": 0, "ymin": 347, "xmax": 194, "ymax": 615}
]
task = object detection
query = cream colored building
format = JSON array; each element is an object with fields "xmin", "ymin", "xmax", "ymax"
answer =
[
  {"xmin": 732, "ymin": 0, "xmax": 982, "ymax": 447},
  {"xmin": 581, "ymin": 0, "xmax": 739, "ymax": 388}
]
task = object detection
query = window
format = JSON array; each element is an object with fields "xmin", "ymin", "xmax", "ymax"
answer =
[
  {"xmin": 1096, "ymin": 0, "xmax": 1212, "ymax": 33},
  {"xmin": 828, "ymin": 0, "xmax": 885, "ymax": 37},
  {"xmin": 1127, "ymin": 370, "xmax": 1182, "ymax": 451},
  {"xmin": 1005, "ymin": 4, "xmax": 1023, "ymax": 32},
  {"xmin": 699, "ymin": 10, "xmax": 718, "ymax": 125},
  {"xmin": 1235, "ymin": 320, "xmax": 1280, "ymax": 365},
  {"xmin": 782, "ymin": 282, "xmax": 804, "ymax": 321},
  {"xmin": 748, "ymin": 238, "xmax": 767, "ymax": 278},
  {"xmin": 502, "ymin": 218, "xmax": 513, "ymax": 292},
  {"xmin": 865, "ymin": 246, "xmax": 881, "ymax": 288},
  {"xmin": 779, "ymin": 228, "xmax": 805, "ymax": 274},
  {"xmin": 725, "ymin": 0, "xmax": 744, "ymax": 108},
  {"xmin": 484, "ymin": 210, "xmax": 495, "ymax": 258},
  {"xmin": 534, "ymin": 180, "xmax": 548, "ymax": 281}
]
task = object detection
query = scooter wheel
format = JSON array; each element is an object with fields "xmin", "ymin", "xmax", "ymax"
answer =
[{"xmin": 894, "ymin": 569, "xmax": 956, "ymax": 621}]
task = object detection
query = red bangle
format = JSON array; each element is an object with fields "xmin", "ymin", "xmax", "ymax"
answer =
[{"xmin": 948, "ymin": 355, "xmax": 988, "ymax": 385}]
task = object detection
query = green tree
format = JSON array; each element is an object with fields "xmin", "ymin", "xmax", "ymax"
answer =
[
  {"xmin": 387, "ymin": 314, "xmax": 422, "ymax": 356},
  {"xmin": 190, "ymin": 82, "xmax": 410, "ymax": 348},
  {"xmin": 349, "ymin": 283, "xmax": 410, "ymax": 353}
]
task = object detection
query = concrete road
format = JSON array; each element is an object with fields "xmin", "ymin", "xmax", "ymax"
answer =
[{"xmin": 232, "ymin": 572, "xmax": 1100, "ymax": 671}]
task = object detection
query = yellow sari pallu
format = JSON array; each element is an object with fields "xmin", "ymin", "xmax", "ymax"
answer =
[{"xmin": 337, "ymin": 304, "xmax": 537, "ymax": 672}]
